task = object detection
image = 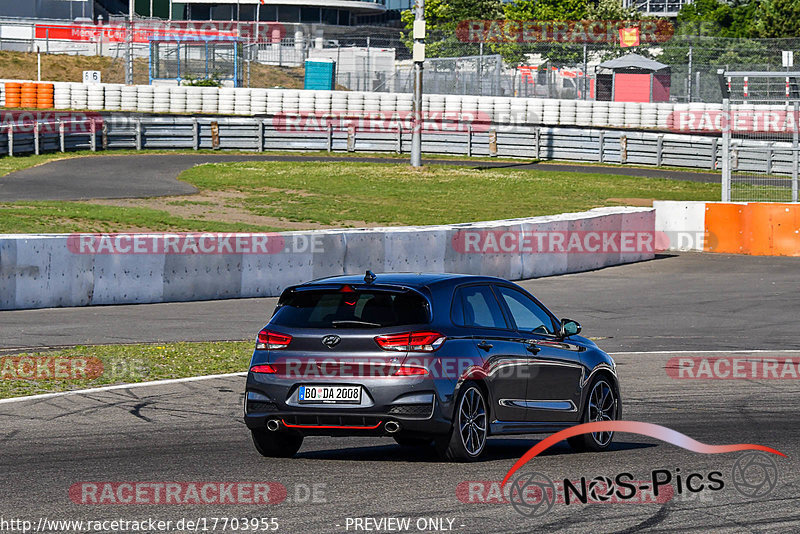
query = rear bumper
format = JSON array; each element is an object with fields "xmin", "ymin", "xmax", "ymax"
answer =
[{"xmin": 244, "ymin": 372, "xmax": 454, "ymax": 436}]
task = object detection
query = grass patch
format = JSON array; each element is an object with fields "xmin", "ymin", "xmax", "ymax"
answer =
[
  {"xmin": 0, "ymin": 202, "xmax": 280, "ymax": 233},
  {"xmin": 0, "ymin": 50, "xmax": 305, "ymax": 88},
  {"xmin": 0, "ymin": 153, "xmax": 720, "ymax": 232},
  {"xmin": 178, "ymin": 161, "xmax": 720, "ymax": 226},
  {"xmin": 0, "ymin": 341, "xmax": 252, "ymax": 399}
]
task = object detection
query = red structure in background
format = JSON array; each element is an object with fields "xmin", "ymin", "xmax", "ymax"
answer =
[{"xmin": 596, "ymin": 53, "xmax": 671, "ymax": 102}]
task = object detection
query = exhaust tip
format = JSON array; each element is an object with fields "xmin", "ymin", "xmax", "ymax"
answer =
[
  {"xmin": 266, "ymin": 419, "xmax": 280, "ymax": 431},
  {"xmin": 384, "ymin": 421, "xmax": 400, "ymax": 433}
]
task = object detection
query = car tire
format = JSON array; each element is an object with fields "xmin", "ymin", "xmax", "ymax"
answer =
[
  {"xmin": 393, "ymin": 435, "xmax": 433, "ymax": 447},
  {"xmin": 567, "ymin": 376, "xmax": 619, "ymax": 453},
  {"xmin": 435, "ymin": 384, "xmax": 488, "ymax": 462},
  {"xmin": 251, "ymin": 429, "xmax": 303, "ymax": 458}
]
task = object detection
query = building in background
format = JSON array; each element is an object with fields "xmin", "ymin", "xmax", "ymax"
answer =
[{"xmin": 0, "ymin": 0, "xmax": 95, "ymax": 20}]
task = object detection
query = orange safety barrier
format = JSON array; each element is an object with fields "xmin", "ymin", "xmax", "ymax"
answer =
[
  {"xmin": 704, "ymin": 203, "xmax": 745, "ymax": 254},
  {"xmin": 705, "ymin": 203, "xmax": 800, "ymax": 257},
  {"xmin": 36, "ymin": 83, "xmax": 54, "ymax": 109},
  {"xmin": 4, "ymin": 81, "xmax": 22, "ymax": 108}
]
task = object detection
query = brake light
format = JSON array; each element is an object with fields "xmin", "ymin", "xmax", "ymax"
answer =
[
  {"xmin": 250, "ymin": 364, "xmax": 278, "ymax": 374},
  {"xmin": 394, "ymin": 365, "xmax": 429, "ymax": 376},
  {"xmin": 374, "ymin": 331, "xmax": 445, "ymax": 352},
  {"xmin": 256, "ymin": 330, "xmax": 292, "ymax": 350}
]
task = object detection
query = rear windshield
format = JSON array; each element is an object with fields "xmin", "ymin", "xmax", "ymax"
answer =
[{"xmin": 271, "ymin": 290, "xmax": 430, "ymax": 328}]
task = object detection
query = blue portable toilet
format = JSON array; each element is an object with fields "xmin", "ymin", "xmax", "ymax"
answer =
[{"xmin": 304, "ymin": 59, "xmax": 336, "ymax": 90}]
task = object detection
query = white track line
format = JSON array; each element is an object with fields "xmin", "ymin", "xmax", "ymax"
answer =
[
  {"xmin": 0, "ymin": 372, "xmax": 247, "ymax": 405},
  {"xmin": 611, "ymin": 349, "xmax": 800, "ymax": 355}
]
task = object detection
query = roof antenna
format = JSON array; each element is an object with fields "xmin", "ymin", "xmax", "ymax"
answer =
[{"xmin": 364, "ymin": 270, "xmax": 377, "ymax": 284}]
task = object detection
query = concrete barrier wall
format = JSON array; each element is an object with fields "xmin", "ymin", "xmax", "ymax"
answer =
[
  {"xmin": 0, "ymin": 207, "xmax": 655, "ymax": 310},
  {"xmin": 654, "ymin": 200, "xmax": 800, "ymax": 256}
]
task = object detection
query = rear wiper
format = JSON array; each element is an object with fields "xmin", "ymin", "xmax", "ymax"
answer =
[{"xmin": 331, "ymin": 320, "xmax": 382, "ymax": 328}]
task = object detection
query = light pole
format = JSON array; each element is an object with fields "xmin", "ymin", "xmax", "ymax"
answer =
[
  {"xmin": 410, "ymin": 0, "xmax": 425, "ymax": 167},
  {"xmin": 126, "ymin": 0, "xmax": 134, "ymax": 85}
]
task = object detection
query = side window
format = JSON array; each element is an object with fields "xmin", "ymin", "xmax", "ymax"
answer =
[
  {"xmin": 452, "ymin": 285, "xmax": 508, "ymax": 329},
  {"xmin": 495, "ymin": 286, "xmax": 555, "ymax": 335}
]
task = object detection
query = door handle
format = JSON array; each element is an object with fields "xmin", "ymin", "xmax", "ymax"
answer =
[
  {"xmin": 526, "ymin": 343, "xmax": 541, "ymax": 355},
  {"xmin": 477, "ymin": 340, "xmax": 493, "ymax": 351}
]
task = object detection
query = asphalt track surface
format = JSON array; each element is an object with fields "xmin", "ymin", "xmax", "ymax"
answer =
[
  {"xmin": 1, "ymin": 252, "xmax": 799, "ymax": 533},
  {"xmin": 0, "ymin": 153, "xmax": 720, "ymax": 201}
]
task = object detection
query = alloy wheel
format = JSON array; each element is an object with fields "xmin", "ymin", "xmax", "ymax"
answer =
[
  {"xmin": 458, "ymin": 386, "xmax": 487, "ymax": 457},
  {"xmin": 588, "ymin": 380, "xmax": 617, "ymax": 447}
]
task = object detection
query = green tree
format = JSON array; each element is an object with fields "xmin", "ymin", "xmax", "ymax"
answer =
[
  {"xmin": 400, "ymin": 0, "xmax": 502, "ymax": 58},
  {"xmin": 753, "ymin": 0, "xmax": 800, "ymax": 37}
]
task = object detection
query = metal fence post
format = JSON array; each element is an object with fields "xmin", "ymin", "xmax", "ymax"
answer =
[
  {"xmin": 90, "ymin": 120, "xmax": 97, "ymax": 152},
  {"xmin": 326, "ymin": 124, "xmax": 333, "ymax": 153},
  {"xmin": 258, "ymin": 119, "xmax": 264, "ymax": 152},
  {"xmin": 136, "ymin": 118, "xmax": 142, "ymax": 150},
  {"xmin": 467, "ymin": 124, "xmax": 472, "ymax": 157},
  {"xmin": 766, "ymin": 148, "xmax": 773, "ymax": 175},
  {"xmin": 711, "ymin": 138, "xmax": 718, "ymax": 170},
  {"xmin": 34, "ymin": 121, "xmax": 40, "ymax": 155},
  {"xmin": 7, "ymin": 127, "xmax": 12, "ymax": 157},
  {"xmin": 59, "ymin": 120, "xmax": 65, "ymax": 153},
  {"xmin": 793, "ymin": 101, "xmax": 799, "ymax": 202},
  {"xmin": 488, "ymin": 128, "xmax": 497, "ymax": 157},
  {"xmin": 396, "ymin": 126, "xmax": 402, "ymax": 154},
  {"xmin": 534, "ymin": 127, "xmax": 540, "ymax": 160},
  {"xmin": 102, "ymin": 122, "xmax": 108, "ymax": 151},
  {"xmin": 192, "ymin": 119, "xmax": 199, "ymax": 150},
  {"xmin": 598, "ymin": 131, "xmax": 604, "ymax": 163},
  {"xmin": 347, "ymin": 125, "xmax": 356, "ymax": 152},
  {"xmin": 721, "ymin": 97, "xmax": 730, "ymax": 202},
  {"xmin": 656, "ymin": 134, "xmax": 663, "ymax": 167},
  {"xmin": 619, "ymin": 135, "xmax": 627, "ymax": 164}
]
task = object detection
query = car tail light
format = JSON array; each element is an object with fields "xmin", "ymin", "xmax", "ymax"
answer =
[
  {"xmin": 393, "ymin": 365, "xmax": 429, "ymax": 376},
  {"xmin": 250, "ymin": 364, "xmax": 278, "ymax": 374},
  {"xmin": 374, "ymin": 331, "xmax": 445, "ymax": 352},
  {"xmin": 256, "ymin": 329, "xmax": 292, "ymax": 350}
]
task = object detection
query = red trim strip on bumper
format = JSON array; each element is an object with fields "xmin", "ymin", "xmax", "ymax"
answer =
[{"xmin": 280, "ymin": 419, "xmax": 383, "ymax": 430}]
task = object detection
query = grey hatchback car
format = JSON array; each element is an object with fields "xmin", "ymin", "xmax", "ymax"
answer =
[{"xmin": 244, "ymin": 272, "xmax": 621, "ymax": 461}]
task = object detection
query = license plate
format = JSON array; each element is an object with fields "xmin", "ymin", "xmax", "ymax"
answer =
[{"xmin": 298, "ymin": 385, "xmax": 361, "ymax": 404}]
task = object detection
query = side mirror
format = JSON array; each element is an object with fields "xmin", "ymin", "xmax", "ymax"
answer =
[{"xmin": 560, "ymin": 318, "xmax": 581, "ymax": 337}]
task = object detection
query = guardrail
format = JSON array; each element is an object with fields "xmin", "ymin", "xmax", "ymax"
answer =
[{"xmin": 0, "ymin": 113, "xmax": 728, "ymax": 172}]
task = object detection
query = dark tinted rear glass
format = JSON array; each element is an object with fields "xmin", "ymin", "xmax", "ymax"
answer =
[{"xmin": 271, "ymin": 289, "xmax": 430, "ymax": 328}]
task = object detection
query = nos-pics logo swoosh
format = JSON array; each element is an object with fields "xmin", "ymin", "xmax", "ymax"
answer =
[{"xmin": 501, "ymin": 420, "xmax": 786, "ymax": 488}]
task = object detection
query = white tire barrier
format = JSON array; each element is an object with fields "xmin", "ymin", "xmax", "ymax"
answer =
[
  {"xmin": 136, "ymin": 85, "xmax": 154, "ymax": 112},
  {"xmin": 559, "ymin": 100, "xmax": 577, "ymax": 126},
  {"xmin": 70, "ymin": 83, "xmax": 88, "ymax": 109},
  {"xmin": 218, "ymin": 88, "xmax": 236, "ymax": 114},
  {"xmin": 234, "ymin": 88, "xmax": 252, "ymax": 115},
  {"xmin": 526, "ymin": 98, "xmax": 544, "ymax": 124},
  {"xmin": 87, "ymin": 84, "xmax": 104, "ymax": 110},
  {"xmin": 153, "ymin": 86, "xmax": 170, "ymax": 113},
  {"xmin": 624, "ymin": 102, "xmax": 641, "ymax": 129},
  {"xmin": 103, "ymin": 84, "xmax": 123, "ymax": 112},
  {"xmin": 201, "ymin": 87, "xmax": 219, "ymax": 114},
  {"xmin": 608, "ymin": 102, "xmax": 625, "ymax": 127},
  {"xmin": 53, "ymin": 82, "xmax": 71, "ymax": 110},
  {"xmin": 169, "ymin": 86, "xmax": 188, "ymax": 114},
  {"xmin": 542, "ymin": 99, "xmax": 560, "ymax": 125},
  {"xmin": 250, "ymin": 88, "xmax": 268, "ymax": 114},
  {"xmin": 575, "ymin": 100, "xmax": 593, "ymax": 126},
  {"xmin": 120, "ymin": 85, "xmax": 138, "ymax": 112}
]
